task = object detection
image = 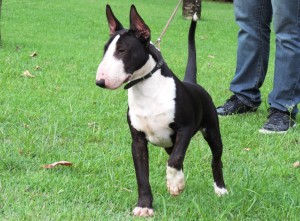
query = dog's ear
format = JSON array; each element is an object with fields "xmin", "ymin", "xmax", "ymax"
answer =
[
  {"xmin": 129, "ymin": 5, "xmax": 151, "ymax": 42},
  {"xmin": 106, "ymin": 5, "xmax": 124, "ymax": 36}
]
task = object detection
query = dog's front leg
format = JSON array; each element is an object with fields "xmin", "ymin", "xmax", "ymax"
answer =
[
  {"xmin": 166, "ymin": 127, "xmax": 193, "ymax": 196},
  {"xmin": 129, "ymin": 126, "xmax": 154, "ymax": 217}
]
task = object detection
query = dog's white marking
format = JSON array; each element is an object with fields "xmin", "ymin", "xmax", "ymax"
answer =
[
  {"xmin": 213, "ymin": 182, "xmax": 228, "ymax": 196},
  {"xmin": 128, "ymin": 55, "xmax": 176, "ymax": 147},
  {"xmin": 96, "ymin": 35, "xmax": 131, "ymax": 89},
  {"xmin": 193, "ymin": 13, "xmax": 198, "ymax": 21},
  {"xmin": 166, "ymin": 166, "xmax": 185, "ymax": 196},
  {"xmin": 132, "ymin": 207, "xmax": 154, "ymax": 217}
]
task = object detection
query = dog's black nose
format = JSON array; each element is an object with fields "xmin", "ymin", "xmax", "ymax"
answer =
[{"xmin": 96, "ymin": 79, "xmax": 106, "ymax": 88}]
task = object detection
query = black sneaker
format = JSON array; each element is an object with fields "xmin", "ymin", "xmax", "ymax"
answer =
[
  {"xmin": 259, "ymin": 108, "xmax": 297, "ymax": 134},
  {"xmin": 216, "ymin": 95, "xmax": 258, "ymax": 116}
]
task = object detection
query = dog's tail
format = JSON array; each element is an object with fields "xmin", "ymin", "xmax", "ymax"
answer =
[{"xmin": 183, "ymin": 13, "xmax": 198, "ymax": 84}]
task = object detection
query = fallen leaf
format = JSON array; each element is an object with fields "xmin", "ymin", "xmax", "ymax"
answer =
[
  {"xmin": 30, "ymin": 52, "xmax": 37, "ymax": 57},
  {"xmin": 18, "ymin": 148, "xmax": 24, "ymax": 155},
  {"xmin": 244, "ymin": 148, "xmax": 251, "ymax": 151},
  {"xmin": 200, "ymin": 35, "xmax": 207, "ymax": 40},
  {"xmin": 42, "ymin": 161, "xmax": 73, "ymax": 169},
  {"xmin": 88, "ymin": 122, "xmax": 98, "ymax": 128},
  {"xmin": 22, "ymin": 70, "xmax": 35, "ymax": 78},
  {"xmin": 35, "ymin": 66, "xmax": 41, "ymax": 70},
  {"xmin": 293, "ymin": 161, "xmax": 300, "ymax": 168},
  {"xmin": 208, "ymin": 55, "xmax": 215, "ymax": 59},
  {"xmin": 23, "ymin": 123, "xmax": 30, "ymax": 128}
]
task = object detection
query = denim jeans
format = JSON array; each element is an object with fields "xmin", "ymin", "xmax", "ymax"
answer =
[{"xmin": 230, "ymin": 0, "xmax": 300, "ymax": 114}]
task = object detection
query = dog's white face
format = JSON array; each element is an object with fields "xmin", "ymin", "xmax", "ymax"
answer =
[{"xmin": 96, "ymin": 35, "xmax": 131, "ymax": 89}]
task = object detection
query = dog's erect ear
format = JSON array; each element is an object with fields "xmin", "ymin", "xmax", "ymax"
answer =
[
  {"xmin": 129, "ymin": 5, "xmax": 151, "ymax": 42},
  {"xmin": 106, "ymin": 5, "xmax": 124, "ymax": 36}
]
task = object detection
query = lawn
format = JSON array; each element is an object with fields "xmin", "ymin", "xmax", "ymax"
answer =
[{"xmin": 0, "ymin": 0, "xmax": 299, "ymax": 220}]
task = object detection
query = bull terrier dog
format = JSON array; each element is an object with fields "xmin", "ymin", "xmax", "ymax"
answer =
[{"xmin": 95, "ymin": 5, "xmax": 228, "ymax": 217}]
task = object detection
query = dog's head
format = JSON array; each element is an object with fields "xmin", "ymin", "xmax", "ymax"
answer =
[{"xmin": 96, "ymin": 5, "xmax": 151, "ymax": 89}]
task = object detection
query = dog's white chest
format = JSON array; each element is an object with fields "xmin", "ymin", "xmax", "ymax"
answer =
[{"xmin": 128, "ymin": 73, "xmax": 176, "ymax": 147}]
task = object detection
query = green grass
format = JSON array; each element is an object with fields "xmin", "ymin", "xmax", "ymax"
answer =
[{"xmin": 0, "ymin": 0, "xmax": 299, "ymax": 220}]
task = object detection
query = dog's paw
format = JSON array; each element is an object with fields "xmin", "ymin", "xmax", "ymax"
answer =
[
  {"xmin": 132, "ymin": 207, "xmax": 154, "ymax": 217},
  {"xmin": 214, "ymin": 182, "xmax": 228, "ymax": 196},
  {"xmin": 166, "ymin": 166, "xmax": 185, "ymax": 196}
]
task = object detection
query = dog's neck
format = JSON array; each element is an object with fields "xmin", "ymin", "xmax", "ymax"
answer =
[
  {"xmin": 131, "ymin": 55, "xmax": 156, "ymax": 81},
  {"xmin": 124, "ymin": 55, "xmax": 162, "ymax": 90}
]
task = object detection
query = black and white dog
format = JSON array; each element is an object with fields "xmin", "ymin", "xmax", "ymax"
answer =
[{"xmin": 96, "ymin": 5, "xmax": 227, "ymax": 217}]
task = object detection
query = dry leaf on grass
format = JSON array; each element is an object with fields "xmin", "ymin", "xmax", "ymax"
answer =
[
  {"xmin": 208, "ymin": 55, "xmax": 215, "ymax": 59},
  {"xmin": 88, "ymin": 122, "xmax": 98, "ymax": 128},
  {"xmin": 293, "ymin": 161, "xmax": 300, "ymax": 168},
  {"xmin": 42, "ymin": 161, "xmax": 73, "ymax": 169},
  {"xmin": 244, "ymin": 148, "xmax": 251, "ymax": 151},
  {"xmin": 23, "ymin": 123, "xmax": 30, "ymax": 129},
  {"xmin": 22, "ymin": 70, "xmax": 35, "ymax": 78},
  {"xmin": 30, "ymin": 52, "xmax": 37, "ymax": 57},
  {"xmin": 18, "ymin": 148, "xmax": 24, "ymax": 155}
]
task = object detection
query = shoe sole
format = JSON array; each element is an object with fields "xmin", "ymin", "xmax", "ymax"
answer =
[
  {"xmin": 258, "ymin": 123, "xmax": 297, "ymax": 134},
  {"xmin": 218, "ymin": 111, "xmax": 257, "ymax": 117}
]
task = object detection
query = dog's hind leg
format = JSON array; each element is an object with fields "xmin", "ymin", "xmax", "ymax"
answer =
[{"xmin": 202, "ymin": 124, "xmax": 228, "ymax": 196}]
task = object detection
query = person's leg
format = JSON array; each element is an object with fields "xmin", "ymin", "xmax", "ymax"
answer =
[
  {"xmin": 268, "ymin": 0, "xmax": 300, "ymax": 115},
  {"xmin": 259, "ymin": 0, "xmax": 300, "ymax": 133},
  {"xmin": 217, "ymin": 0, "xmax": 273, "ymax": 116},
  {"xmin": 230, "ymin": 0, "xmax": 273, "ymax": 107}
]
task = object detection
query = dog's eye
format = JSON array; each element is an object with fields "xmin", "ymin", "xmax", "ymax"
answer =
[{"xmin": 117, "ymin": 48, "xmax": 126, "ymax": 54}]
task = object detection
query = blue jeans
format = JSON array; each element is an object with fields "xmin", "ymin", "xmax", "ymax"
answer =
[{"xmin": 230, "ymin": 0, "xmax": 300, "ymax": 115}]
